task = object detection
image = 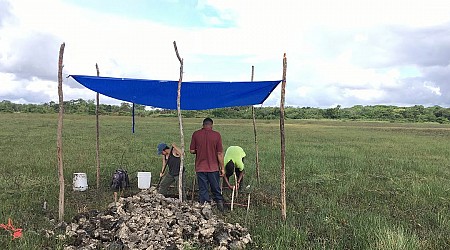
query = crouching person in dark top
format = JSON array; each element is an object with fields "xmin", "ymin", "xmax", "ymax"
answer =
[{"xmin": 157, "ymin": 142, "xmax": 186, "ymax": 201}]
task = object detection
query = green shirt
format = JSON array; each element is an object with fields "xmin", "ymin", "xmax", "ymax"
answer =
[{"xmin": 224, "ymin": 146, "xmax": 246, "ymax": 171}]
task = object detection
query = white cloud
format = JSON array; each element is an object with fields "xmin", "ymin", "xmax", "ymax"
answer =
[
  {"xmin": 343, "ymin": 89, "xmax": 385, "ymax": 101},
  {"xmin": 423, "ymin": 81, "xmax": 442, "ymax": 96},
  {"xmin": 0, "ymin": 73, "xmax": 17, "ymax": 96}
]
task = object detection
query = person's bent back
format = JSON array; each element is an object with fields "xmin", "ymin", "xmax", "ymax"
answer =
[{"xmin": 223, "ymin": 146, "xmax": 246, "ymax": 190}]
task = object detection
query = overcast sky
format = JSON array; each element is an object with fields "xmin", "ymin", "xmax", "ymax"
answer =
[{"xmin": 1, "ymin": 0, "xmax": 450, "ymax": 108}]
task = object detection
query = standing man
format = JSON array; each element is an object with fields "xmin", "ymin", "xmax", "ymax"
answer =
[
  {"xmin": 190, "ymin": 118, "xmax": 225, "ymax": 211},
  {"xmin": 223, "ymin": 146, "xmax": 246, "ymax": 190}
]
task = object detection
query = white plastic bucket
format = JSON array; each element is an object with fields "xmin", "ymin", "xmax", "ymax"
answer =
[
  {"xmin": 73, "ymin": 173, "xmax": 88, "ymax": 191},
  {"xmin": 137, "ymin": 172, "xmax": 151, "ymax": 189}
]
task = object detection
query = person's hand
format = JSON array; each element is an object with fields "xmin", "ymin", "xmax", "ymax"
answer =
[
  {"xmin": 159, "ymin": 172, "xmax": 164, "ymax": 177},
  {"xmin": 220, "ymin": 169, "xmax": 225, "ymax": 177}
]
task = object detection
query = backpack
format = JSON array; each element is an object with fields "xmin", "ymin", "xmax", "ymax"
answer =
[{"xmin": 111, "ymin": 169, "xmax": 130, "ymax": 190}]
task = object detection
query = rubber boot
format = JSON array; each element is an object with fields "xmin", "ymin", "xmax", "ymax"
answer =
[{"xmin": 217, "ymin": 200, "xmax": 224, "ymax": 212}]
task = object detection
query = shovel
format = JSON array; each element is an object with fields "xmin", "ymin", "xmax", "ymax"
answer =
[{"xmin": 156, "ymin": 174, "xmax": 164, "ymax": 189}]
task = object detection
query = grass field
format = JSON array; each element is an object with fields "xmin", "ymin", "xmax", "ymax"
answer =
[{"xmin": 0, "ymin": 113, "xmax": 449, "ymax": 249}]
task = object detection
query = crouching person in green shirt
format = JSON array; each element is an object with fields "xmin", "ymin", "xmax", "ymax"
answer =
[
  {"xmin": 223, "ymin": 146, "xmax": 246, "ymax": 190},
  {"xmin": 157, "ymin": 142, "xmax": 186, "ymax": 200}
]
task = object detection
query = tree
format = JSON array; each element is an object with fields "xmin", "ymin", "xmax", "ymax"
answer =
[
  {"xmin": 0, "ymin": 100, "xmax": 15, "ymax": 113},
  {"xmin": 119, "ymin": 102, "xmax": 131, "ymax": 115}
]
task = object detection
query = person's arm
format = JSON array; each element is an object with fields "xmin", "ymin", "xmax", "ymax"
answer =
[
  {"xmin": 171, "ymin": 142, "xmax": 183, "ymax": 156},
  {"xmin": 217, "ymin": 133, "xmax": 224, "ymax": 176},
  {"xmin": 218, "ymin": 151, "xmax": 225, "ymax": 176},
  {"xmin": 223, "ymin": 175, "xmax": 233, "ymax": 189},
  {"xmin": 236, "ymin": 155, "xmax": 245, "ymax": 188},
  {"xmin": 160, "ymin": 155, "xmax": 167, "ymax": 177},
  {"xmin": 237, "ymin": 170, "xmax": 245, "ymax": 188},
  {"xmin": 189, "ymin": 134, "xmax": 196, "ymax": 154}
]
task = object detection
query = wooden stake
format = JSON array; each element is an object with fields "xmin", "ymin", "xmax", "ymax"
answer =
[
  {"xmin": 114, "ymin": 191, "xmax": 117, "ymax": 203},
  {"xmin": 231, "ymin": 186, "xmax": 235, "ymax": 211},
  {"xmin": 245, "ymin": 193, "xmax": 251, "ymax": 226},
  {"xmin": 251, "ymin": 66, "xmax": 260, "ymax": 183},
  {"xmin": 173, "ymin": 41, "xmax": 185, "ymax": 202},
  {"xmin": 220, "ymin": 176, "xmax": 223, "ymax": 195},
  {"xmin": 234, "ymin": 172, "xmax": 238, "ymax": 198},
  {"xmin": 57, "ymin": 43, "xmax": 66, "ymax": 222},
  {"xmin": 191, "ymin": 174, "xmax": 196, "ymax": 201},
  {"xmin": 95, "ymin": 63, "xmax": 100, "ymax": 189},
  {"xmin": 224, "ymin": 202, "xmax": 247, "ymax": 207},
  {"xmin": 280, "ymin": 53, "xmax": 287, "ymax": 221},
  {"xmin": 247, "ymin": 193, "xmax": 251, "ymax": 212}
]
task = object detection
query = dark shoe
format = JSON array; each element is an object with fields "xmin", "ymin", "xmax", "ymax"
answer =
[{"xmin": 217, "ymin": 200, "xmax": 224, "ymax": 212}]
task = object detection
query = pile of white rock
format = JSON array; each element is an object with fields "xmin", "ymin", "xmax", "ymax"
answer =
[{"xmin": 61, "ymin": 188, "xmax": 252, "ymax": 249}]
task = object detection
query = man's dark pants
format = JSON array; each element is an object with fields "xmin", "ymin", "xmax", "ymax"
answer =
[
  {"xmin": 158, "ymin": 172, "xmax": 186, "ymax": 200},
  {"xmin": 197, "ymin": 171, "xmax": 223, "ymax": 204}
]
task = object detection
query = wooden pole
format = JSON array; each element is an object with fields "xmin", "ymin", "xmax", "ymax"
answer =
[
  {"xmin": 247, "ymin": 193, "xmax": 251, "ymax": 212},
  {"xmin": 132, "ymin": 103, "xmax": 135, "ymax": 133},
  {"xmin": 191, "ymin": 174, "xmax": 196, "ymax": 201},
  {"xmin": 231, "ymin": 186, "xmax": 235, "ymax": 211},
  {"xmin": 57, "ymin": 43, "xmax": 66, "ymax": 222},
  {"xmin": 245, "ymin": 192, "xmax": 251, "ymax": 225},
  {"xmin": 234, "ymin": 172, "xmax": 238, "ymax": 198},
  {"xmin": 95, "ymin": 63, "xmax": 100, "ymax": 189},
  {"xmin": 173, "ymin": 41, "xmax": 185, "ymax": 202},
  {"xmin": 220, "ymin": 176, "xmax": 223, "ymax": 195},
  {"xmin": 250, "ymin": 66, "xmax": 260, "ymax": 183},
  {"xmin": 280, "ymin": 53, "xmax": 287, "ymax": 221}
]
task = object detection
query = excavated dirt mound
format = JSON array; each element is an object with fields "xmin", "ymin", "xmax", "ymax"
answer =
[{"xmin": 61, "ymin": 188, "xmax": 252, "ymax": 249}]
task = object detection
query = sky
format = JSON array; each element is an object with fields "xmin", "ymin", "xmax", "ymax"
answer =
[{"xmin": 1, "ymin": 0, "xmax": 450, "ymax": 108}]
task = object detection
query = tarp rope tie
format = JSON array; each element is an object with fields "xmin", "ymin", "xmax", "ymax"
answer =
[{"xmin": 0, "ymin": 218, "xmax": 23, "ymax": 240}]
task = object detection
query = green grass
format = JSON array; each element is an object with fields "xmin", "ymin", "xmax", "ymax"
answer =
[{"xmin": 0, "ymin": 114, "xmax": 449, "ymax": 249}]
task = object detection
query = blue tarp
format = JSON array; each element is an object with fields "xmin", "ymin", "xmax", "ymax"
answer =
[{"xmin": 70, "ymin": 75, "xmax": 281, "ymax": 110}]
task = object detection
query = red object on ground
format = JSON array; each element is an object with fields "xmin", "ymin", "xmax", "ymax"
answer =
[{"xmin": 0, "ymin": 218, "xmax": 23, "ymax": 240}]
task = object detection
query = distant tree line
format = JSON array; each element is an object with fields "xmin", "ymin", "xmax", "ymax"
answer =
[{"xmin": 1, "ymin": 99, "xmax": 450, "ymax": 124}]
